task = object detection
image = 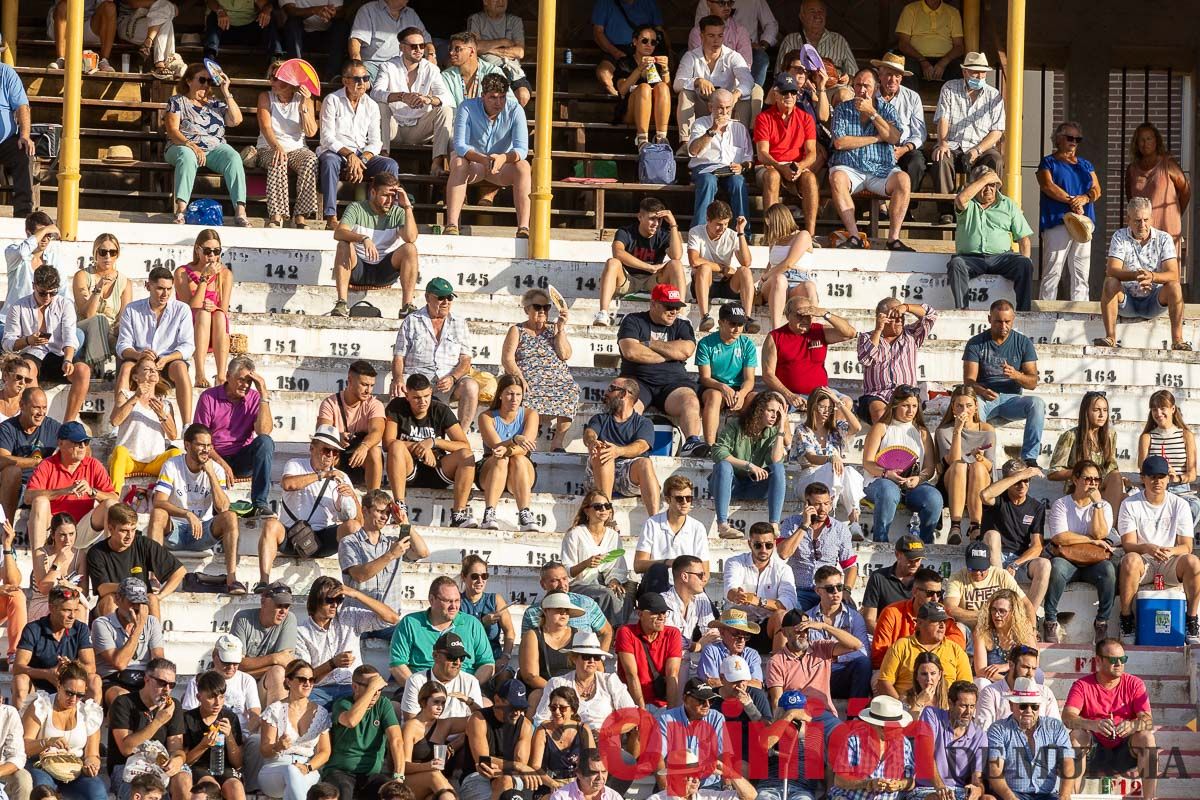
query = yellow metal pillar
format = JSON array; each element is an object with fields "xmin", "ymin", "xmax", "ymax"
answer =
[
  {"xmin": 56, "ymin": 0, "xmax": 83, "ymax": 239},
  {"xmin": 1, "ymin": 0, "xmax": 17, "ymax": 65},
  {"xmin": 528, "ymin": 0, "xmax": 556, "ymax": 259},
  {"xmin": 1002, "ymin": 0, "xmax": 1026, "ymax": 203},
  {"xmin": 963, "ymin": 0, "xmax": 980, "ymax": 55}
]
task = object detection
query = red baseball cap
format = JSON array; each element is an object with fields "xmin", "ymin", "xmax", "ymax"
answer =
[{"xmin": 650, "ymin": 284, "xmax": 685, "ymax": 308}]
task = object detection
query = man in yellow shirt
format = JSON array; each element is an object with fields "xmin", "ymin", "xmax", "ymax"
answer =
[
  {"xmin": 895, "ymin": 0, "xmax": 964, "ymax": 85},
  {"xmin": 874, "ymin": 602, "xmax": 971, "ymax": 696}
]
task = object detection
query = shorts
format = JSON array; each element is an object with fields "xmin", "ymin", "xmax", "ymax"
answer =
[
  {"xmin": 1000, "ymin": 551, "xmax": 1040, "ymax": 582},
  {"xmin": 431, "ymin": 374, "xmax": 473, "ymax": 406},
  {"xmin": 29, "ymin": 351, "xmax": 73, "ymax": 386},
  {"xmin": 855, "ymin": 393, "xmax": 885, "ymax": 421},
  {"xmin": 1135, "ymin": 553, "xmax": 1185, "ymax": 586},
  {"xmin": 349, "ymin": 256, "xmax": 399, "ymax": 287},
  {"xmin": 279, "ymin": 524, "xmax": 340, "ymax": 558},
  {"xmin": 1119, "ymin": 285, "xmax": 1167, "ymax": 319},
  {"xmin": 337, "ymin": 432, "xmax": 372, "ymax": 485},
  {"xmin": 1086, "ymin": 738, "xmax": 1141, "ymax": 775},
  {"xmin": 635, "ymin": 378, "xmax": 698, "ymax": 412},
  {"xmin": 616, "ymin": 268, "xmax": 660, "ymax": 296},
  {"xmin": 690, "ymin": 273, "xmax": 741, "ymax": 302},
  {"xmin": 407, "ymin": 458, "xmax": 454, "ymax": 489},
  {"xmin": 165, "ymin": 517, "xmax": 218, "ymax": 551},
  {"xmin": 46, "ymin": 7, "xmax": 103, "ymax": 45},
  {"xmin": 586, "ymin": 456, "xmax": 645, "ymax": 498},
  {"xmin": 830, "ymin": 165, "xmax": 900, "ymax": 196}
]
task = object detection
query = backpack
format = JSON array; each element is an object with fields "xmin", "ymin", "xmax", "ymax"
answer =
[
  {"xmin": 637, "ymin": 142, "xmax": 676, "ymax": 185},
  {"xmin": 185, "ymin": 198, "xmax": 223, "ymax": 226}
]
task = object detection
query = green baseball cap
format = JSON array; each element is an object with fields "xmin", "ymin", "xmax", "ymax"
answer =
[{"xmin": 426, "ymin": 277, "xmax": 456, "ymax": 299}]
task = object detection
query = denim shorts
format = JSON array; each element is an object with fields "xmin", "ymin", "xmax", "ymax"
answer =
[
  {"xmin": 166, "ymin": 516, "xmax": 217, "ymax": 551},
  {"xmin": 1119, "ymin": 284, "xmax": 1167, "ymax": 319}
]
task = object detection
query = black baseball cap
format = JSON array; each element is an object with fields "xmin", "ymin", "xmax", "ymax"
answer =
[{"xmin": 637, "ymin": 593, "xmax": 669, "ymax": 614}]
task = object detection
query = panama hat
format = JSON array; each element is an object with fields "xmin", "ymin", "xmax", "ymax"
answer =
[
  {"xmin": 103, "ymin": 145, "xmax": 134, "ymax": 164},
  {"xmin": 563, "ymin": 630, "xmax": 611, "ymax": 659},
  {"xmin": 858, "ymin": 695, "xmax": 913, "ymax": 727},
  {"xmin": 708, "ymin": 608, "xmax": 762, "ymax": 635},
  {"xmin": 541, "ymin": 592, "xmax": 585, "ymax": 619},
  {"xmin": 1003, "ymin": 676, "xmax": 1046, "ymax": 706},
  {"xmin": 962, "ymin": 51, "xmax": 994, "ymax": 72},
  {"xmin": 869, "ymin": 51, "xmax": 912, "ymax": 77},
  {"xmin": 1064, "ymin": 212, "xmax": 1094, "ymax": 243}
]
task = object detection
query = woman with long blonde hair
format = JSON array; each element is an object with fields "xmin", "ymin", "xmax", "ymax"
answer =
[
  {"xmin": 973, "ymin": 588, "xmax": 1036, "ymax": 685},
  {"xmin": 758, "ymin": 203, "xmax": 817, "ymax": 330},
  {"xmin": 935, "ymin": 385, "xmax": 996, "ymax": 544}
]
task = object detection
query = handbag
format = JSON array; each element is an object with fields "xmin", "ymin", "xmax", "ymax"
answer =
[
  {"xmin": 30, "ymin": 124, "xmax": 62, "ymax": 161},
  {"xmin": 38, "ymin": 753, "xmax": 83, "ymax": 783},
  {"xmin": 281, "ymin": 478, "xmax": 332, "ymax": 557},
  {"xmin": 1048, "ymin": 533, "xmax": 1111, "ymax": 567}
]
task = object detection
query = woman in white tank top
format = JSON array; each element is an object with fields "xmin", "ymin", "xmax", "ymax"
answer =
[
  {"xmin": 758, "ymin": 203, "xmax": 818, "ymax": 329},
  {"xmin": 256, "ymin": 60, "xmax": 320, "ymax": 228},
  {"xmin": 862, "ymin": 385, "xmax": 941, "ymax": 543}
]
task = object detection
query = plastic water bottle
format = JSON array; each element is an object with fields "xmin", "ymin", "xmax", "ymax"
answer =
[
  {"xmin": 908, "ymin": 513, "xmax": 920, "ymax": 539},
  {"xmin": 564, "ymin": 49, "xmax": 573, "ymax": 64},
  {"xmin": 210, "ymin": 732, "xmax": 225, "ymax": 775}
]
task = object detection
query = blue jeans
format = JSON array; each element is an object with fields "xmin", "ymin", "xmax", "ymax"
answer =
[
  {"xmin": 979, "ymin": 393, "xmax": 1046, "ymax": 462},
  {"xmin": 692, "ymin": 169, "xmax": 749, "ymax": 230},
  {"xmin": 751, "ymin": 48, "xmax": 769, "ymax": 88},
  {"xmin": 203, "ymin": 13, "xmax": 282, "ymax": 60},
  {"xmin": 30, "ymin": 769, "xmax": 107, "ymax": 800},
  {"xmin": 309, "ymin": 681, "xmax": 354, "ymax": 709},
  {"xmin": 829, "ymin": 652, "xmax": 872, "ymax": 700},
  {"xmin": 757, "ymin": 779, "xmax": 818, "ymax": 800},
  {"xmin": 864, "ymin": 479, "xmax": 943, "ymax": 543},
  {"xmin": 1045, "ymin": 556, "xmax": 1116, "ymax": 621},
  {"xmin": 222, "ymin": 434, "xmax": 275, "ymax": 508},
  {"xmin": 318, "ymin": 151, "xmax": 400, "ymax": 217},
  {"xmin": 795, "ymin": 588, "xmax": 819, "ymax": 611},
  {"xmin": 709, "ymin": 460, "xmax": 786, "ymax": 524}
]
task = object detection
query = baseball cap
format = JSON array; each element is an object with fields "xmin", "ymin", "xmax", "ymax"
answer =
[
  {"xmin": 434, "ymin": 631, "xmax": 468, "ymax": 658},
  {"xmin": 215, "ymin": 633, "xmax": 244, "ymax": 663},
  {"xmin": 261, "ymin": 581, "xmax": 293, "ymax": 605},
  {"xmin": 638, "ymin": 592, "xmax": 669, "ymax": 614},
  {"xmin": 499, "ymin": 678, "xmax": 529, "ymax": 708},
  {"xmin": 1141, "ymin": 455, "xmax": 1170, "ymax": 477},
  {"xmin": 58, "ymin": 421, "xmax": 91, "ymax": 443},
  {"xmin": 119, "ymin": 577, "xmax": 149, "ymax": 604},
  {"xmin": 718, "ymin": 304, "xmax": 748, "ymax": 324},
  {"xmin": 684, "ymin": 678, "xmax": 719, "ymax": 703},
  {"xmin": 781, "ymin": 609, "xmax": 807, "ymax": 628},
  {"xmin": 650, "ymin": 284, "xmax": 685, "ymax": 309},
  {"xmin": 917, "ymin": 602, "xmax": 949, "ymax": 622},
  {"xmin": 1001, "ymin": 458, "xmax": 1028, "ymax": 478},
  {"xmin": 965, "ymin": 543, "xmax": 991, "ymax": 571},
  {"xmin": 773, "ymin": 73, "xmax": 799, "ymax": 93},
  {"xmin": 310, "ymin": 424, "xmax": 345, "ymax": 451},
  {"xmin": 720, "ymin": 655, "xmax": 752, "ymax": 683},
  {"xmin": 895, "ymin": 534, "xmax": 925, "ymax": 556},
  {"xmin": 778, "ymin": 690, "xmax": 808, "ymax": 710},
  {"xmin": 426, "ymin": 277, "xmax": 456, "ymax": 299}
]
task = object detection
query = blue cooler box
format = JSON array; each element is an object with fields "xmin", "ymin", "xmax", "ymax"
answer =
[{"xmin": 1135, "ymin": 588, "xmax": 1186, "ymax": 646}]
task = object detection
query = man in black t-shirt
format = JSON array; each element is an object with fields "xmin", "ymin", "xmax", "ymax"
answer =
[
  {"xmin": 980, "ymin": 458, "xmax": 1051, "ymax": 627},
  {"xmin": 383, "ymin": 373, "xmax": 478, "ymax": 528},
  {"xmin": 617, "ymin": 283, "xmax": 708, "ymax": 458},
  {"xmin": 108, "ymin": 656, "xmax": 186, "ymax": 800},
  {"xmin": 595, "ymin": 197, "xmax": 687, "ymax": 326},
  {"xmin": 860, "ymin": 533, "xmax": 924, "ymax": 633},
  {"xmin": 86, "ymin": 503, "xmax": 185, "ymax": 617}
]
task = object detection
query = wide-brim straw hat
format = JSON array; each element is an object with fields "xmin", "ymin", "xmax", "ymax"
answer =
[
  {"xmin": 103, "ymin": 145, "xmax": 134, "ymax": 163},
  {"xmin": 962, "ymin": 51, "xmax": 994, "ymax": 72},
  {"xmin": 1064, "ymin": 212, "xmax": 1094, "ymax": 243},
  {"xmin": 858, "ymin": 695, "xmax": 913, "ymax": 727},
  {"xmin": 869, "ymin": 51, "xmax": 912, "ymax": 77},
  {"xmin": 707, "ymin": 608, "xmax": 762, "ymax": 635}
]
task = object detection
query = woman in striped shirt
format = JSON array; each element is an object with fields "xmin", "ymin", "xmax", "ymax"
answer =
[{"xmin": 1138, "ymin": 389, "xmax": 1200, "ymax": 531}]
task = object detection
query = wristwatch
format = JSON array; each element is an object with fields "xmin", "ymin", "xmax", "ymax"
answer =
[{"xmin": 822, "ymin": 312, "xmax": 832, "ymax": 321}]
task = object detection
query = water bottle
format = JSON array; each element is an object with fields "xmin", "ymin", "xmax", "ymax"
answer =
[
  {"xmin": 564, "ymin": 49, "xmax": 573, "ymax": 64},
  {"xmin": 210, "ymin": 731, "xmax": 225, "ymax": 775},
  {"xmin": 908, "ymin": 513, "xmax": 920, "ymax": 539}
]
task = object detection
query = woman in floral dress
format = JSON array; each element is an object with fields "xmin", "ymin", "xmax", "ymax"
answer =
[{"xmin": 501, "ymin": 288, "xmax": 581, "ymax": 452}]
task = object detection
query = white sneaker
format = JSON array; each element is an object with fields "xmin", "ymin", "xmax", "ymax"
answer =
[
  {"xmin": 699, "ymin": 313, "xmax": 715, "ymax": 332},
  {"xmin": 48, "ymin": 58, "xmax": 65, "ymax": 70},
  {"xmin": 480, "ymin": 507, "xmax": 500, "ymax": 530},
  {"xmin": 518, "ymin": 508, "xmax": 539, "ymax": 532},
  {"xmin": 97, "ymin": 58, "xmax": 115, "ymax": 72},
  {"xmin": 592, "ymin": 310, "xmax": 612, "ymax": 327}
]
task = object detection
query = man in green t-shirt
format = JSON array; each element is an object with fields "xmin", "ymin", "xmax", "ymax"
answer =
[
  {"xmin": 323, "ymin": 665, "xmax": 402, "ymax": 799},
  {"xmin": 695, "ymin": 303, "xmax": 758, "ymax": 444},
  {"xmin": 946, "ymin": 165, "xmax": 1034, "ymax": 311},
  {"xmin": 331, "ymin": 172, "xmax": 419, "ymax": 317}
]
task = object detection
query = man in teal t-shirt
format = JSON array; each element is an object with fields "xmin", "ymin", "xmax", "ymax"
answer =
[
  {"xmin": 323, "ymin": 665, "xmax": 403, "ymax": 797},
  {"xmin": 695, "ymin": 303, "xmax": 759, "ymax": 444},
  {"xmin": 330, "ymin": 172, "xmax": 420, "ymax": 317}
]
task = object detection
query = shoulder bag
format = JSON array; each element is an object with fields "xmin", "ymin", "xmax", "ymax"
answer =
[{"xmin": 281, "ymin": 478, "xmax": 332, "ymax": 557}]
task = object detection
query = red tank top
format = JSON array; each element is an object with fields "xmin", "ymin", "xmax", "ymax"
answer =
[{"xmin": 770, "ymin": 322, "xmax": 828, "ymax": 395}]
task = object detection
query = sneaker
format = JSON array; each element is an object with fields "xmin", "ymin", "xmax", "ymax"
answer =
[
  {"xmin": 678, "ymin": 436, "xmax": 710, "ymax": 458},
  {"xmin": 1041, "ymin": 619, "xmax": 1060, "ymax": 644},
  {"xmin": 330, "ymin": 299, "xmax": 349, "ymax": 317},
  {"xmin": 699, "ymin": 313, "xmax": 715, "ymax": 332},
  {"xmin": 592, "ymin": 310, "xmax": 612, "ymax": 327},
  {"xmin": 480, "ymin": 507, "xmax": 500, "ymax": 530},
  {"xmin": 251, "ymin": 504, "xmax": 277, "ymax": 519},
  {"xmin": 1187, "ymin": 615, "xmax": 1200, "ymax": 645},
  {"xmin": 745, "ymin": 320, "xmax": 761, "ymax": 334},
  {"xmin": 48, "ymin": 58, "xmax": 66, "ymax": 70},
  {"xmin": 97, "ymin": 58, "xmax": 115, "ymax": 72},
  {"xmin": 946, "ymin": 522, "xmax": 962, "ymax": 546},
  {"xmin": 717, "ymin": 522, "xmax": 743, "ymax": 539},
  {"xmin": 1095, "ymin": 617, "xmax": 1112, "ymax": 643},
  {"xmin": 518, "ymin": 508, "xmax": 539, "ymax": 532},
  {"xmin": 399, "ymin": 302, "xmax": 418, "ymax": 318},
  {"xmin": 450, "ymin": 508, "xmax": 478, "ymax": 528},
  {"xmin": 1119, "ymin": 613, "xmax": 1135, "ymax": 644}
]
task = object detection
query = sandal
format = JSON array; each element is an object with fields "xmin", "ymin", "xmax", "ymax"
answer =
[
  {"xmin": 1092, "ymin": 337, "xmax": 1119, "ymax": 348},
  {"xmin": 835, "ymin": 235, "xmax": 863, "ymax": 250},
  {"xmin": 225, "ymin": 580, "xmax": 249, "ymax": 596},
  {"xmin": 1172, "ymin": 340, "xmax": 1193, "ymax": 351},
  {"xmin": 515, "ymin": 226, "xmax": 529, "ymax": 239},
  {"xmin": 234, "ymin": 216, "xmax": 251, "ymax": 227},
  {"xmin": 173, "ymin": 211, "xmax": 186, "ymax": 224},
  {"xmin": 442, "ymin": 224, "xmax": 460, "ymax": 235},
  {"xmin": 887, "ymin": 239, "xmax": 916, "ymax": 252}
]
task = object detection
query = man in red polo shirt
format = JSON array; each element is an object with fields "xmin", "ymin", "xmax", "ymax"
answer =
[
  {"xmin": 753, "ymin": 73, "xmax": 818, "ymax": 234},
  {"xmin": 25, "ymin": 421, "xmax": 117, "ymax": 552},
  {"xmin": 615, "ymin": 592, "xmax": 683, "ymax": 713},
  {"xmin": 761, "ymin": 297, "xmax": 856, "ymax": 410}
]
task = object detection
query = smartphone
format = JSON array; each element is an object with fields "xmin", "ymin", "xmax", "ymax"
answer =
[
  {"xmin": 397, "ymin": 523, "xmax": 412, "ymax": 542},
  {"xmin": 480, "ymin": 756, "xmax": 492, "ymax": 766}
]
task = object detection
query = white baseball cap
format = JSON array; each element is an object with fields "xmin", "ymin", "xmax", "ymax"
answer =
[
  {"xmin": 720, "ymin": 654, "xmax": 752, "ymax": 683},
  {"xmin": 215, "ymin": 633, "xmax": 244, "ymax": 664}
]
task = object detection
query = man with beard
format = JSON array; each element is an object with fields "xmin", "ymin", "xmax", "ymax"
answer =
[
  {"xmin": 861, "ymin": 534, "xmax": 925, "ymax": 633},
  {"xmin": 912, "ymin": 681, "xmax": 988, "ymax": 800},
  {"xmin": 584, "ymin": 377, "xmax": 661, "ymax": 519},
  {"xmin": 766, "ymin": 608, "xmax": 861, "ymax": 739},
  {"xmin": 806, "ymin": 565, "xmax": 871, "ymax": 702},
  {"xmin": 723, "ymin": 522, "xmax": 796, "ymax": 651},
  {"xmin": 92, "ymin": 578, "xmax": 165, "ymax": 704},
  {"xmin": 975, "ymin": 646, "xmax": 1060, "ymax": 729},
  {"xmin": 398, "ymin": 631, "xmax": 484, "ymax": 725},
  {"xmin": 230, "ymin": 583, "xmax": 296, "ymax": 706},
  {"xmin": 987, "ymin": 679, "xmax": 1076, "ymax": 800}
]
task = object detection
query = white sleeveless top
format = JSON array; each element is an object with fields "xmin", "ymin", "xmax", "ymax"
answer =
[
  {"xmin": 865, "ymin": 420, "xmax": 925, "ymax": 487},
  {"xmin": 768, "ymin": 235, "xmax": 815, "ymax": 283},
  {"xmin": 257, "ymin": 92, "xmax": 306, "ymax": 152},
  {"xmin": 30, "ymin": 691, "xmax": 104, "ymax": 757}
]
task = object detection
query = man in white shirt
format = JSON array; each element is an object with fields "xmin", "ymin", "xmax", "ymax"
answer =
[
  {"xmin": 0, "ymin": 699, "xmax": 28, "ymax": 800},
  {"xmin": 370, "ymin": 25, "xmax": 454, "ymax": 174},
  {"xmin": 399, "ymin": 631, "xmax": 483, "ymax": 724},
  {"xmin": 692, "ymin": 0, "xmax": 777, "ymax": 87},
  {"xmin": 723, "ymin": 521, "xmax": 797, "ymax": 652},
  {"xmin": 634, "ymin": 475, "xmax": 711, "ymax": 577},
  {"xmin": 662, "ymin": 555, "xmax": 718, "ymax": 657},
  {"xmin": 4, "ymin": 211, "xmax": 63, "ymax": 312},
  {"xmin": 347, "ymin": 0, "xmax": 433, "ymax": 76},
  {"xmin": 687, "ymin": 90, "xmax": 753, "ymax": 250},
  {"xmin": 115, "ymin": 266, "xmax": 195, "ymax": 426},
  {"xmin": 146, "ymin": 423, "xmax": 243, "ymax": 595},
  {"xmin": 281, "ymin": 0, "xmax": 348, "ymax": 80},
  {"xmin": 686, "ymin": 200, "xmax": 754, "ymax": 334},
  {"xmin": 975, "ymin": 647, "xmax": 1059, "ymax": 729},
  {"xmin": 2, "ymin": 265, "xmax": 90, "ymax": 421},
  {"xmin": 673, "ymin": 16, "xmax": 756, "ymax": 142},
  {"xmin": 1096, "ymin": 196, "xmax": 1187, "ymax": 350},
  {"xmin": 295, "ymin": 574, "xmax": 399, "ymax": 707},
  {"xmin": 931, "ymin": 52, "xmax": 1004, "ymax": 222},
  {"xmin": 1117, "ymin": 455, "xmax": 1200, "ymax": 645},
  {"xmin": 317, "ymin": 60, "xmax": 401, "ymax": 228},
  {"xmin": 548, "ymin": 751, "xmax": 624, "ymax": 800}
]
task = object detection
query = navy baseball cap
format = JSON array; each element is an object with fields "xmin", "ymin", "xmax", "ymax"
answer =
[
  {"xmin": 774, "ymin": 73, "xmax": 799, "ymax": 93},
  {"xmin": 1141, "ymin": 456, "xmax": 1170, "ymax": 477}
]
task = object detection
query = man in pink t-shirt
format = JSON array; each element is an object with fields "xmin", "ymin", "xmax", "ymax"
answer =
[
  {"xmin": 1061, "ymin": 638, "xmax": 1155, "ymax": 800},
  {"xmin": 316, "ymin": 360, "xmax": 386, "ymax": 490}
]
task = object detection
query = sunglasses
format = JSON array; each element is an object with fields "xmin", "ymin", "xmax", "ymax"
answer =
[
  {"xmin": 195, "ymin": 76, "xmax": 211, "ymax": 85},
  {"xmin": 291, "ymin": 675, "xmax": 316, "ymax": 684},
  {"xmin": 751, "ymin": 541, "xmax": 775, "ymax": 550},
  {"xmin": 324, "ymin": 595, "xmax": 345, "ymax": 605},
  {"xmin": 779, "ymin": 89, "xmax": 799, "ymax": 96},
  {"xmin": 345, "ymin": 75, "xmax": 371, "ymax": 83},
  {"xmin": 579, "ymin": 654, "xmax": 603, "ymax": 662},
  {"xmin": 96, "ymin": 248, "xmax": 118, "ymax": 257},
  {"xmin": 682, "ymin": 571, "xmax": 706, "ymax": 579},
  {"xmin": 606, "ymin": 384, "xmax": 627, "ymax": 394},
  {"xmin": 818, "ymin": 584, "xmax": 845, "ymax": 594},
  {"xmin": 404, "ymin": 41, "xmax": 428, "ymax": 49},
  {"xmin": 1064, "ymin": 135, "xmax": 1084, "ymax": 143},
  {"xmin": 529, "ymin": 304, "xmax": 552, "ymax": 312},
  {"xmin": 1015, "ymin": 703, "xmax": 1039, "ymax": 711},
  {"xmin": 62, "ymin": 688, "xmax": 87, "ymax": 699},
  {"xmin": 201, "ymin": 246, "xmax": 222, "ymax": 256},
  {"xmin": 922, "ymin": 589, "xmax": 945, "ymax": 600},
  {"xmin": 548, "ymin": 703, "xmax": 572, "ymax": 711},
  {"xmin": 1107, "ymin": 655, "xmax": 1129, "ymax": 665},
  {"xmin": 672, "ymin": 495, "xmax": 694, "ymax": 504},
  {"xmin": 639, "ymin": 37, "xmax": 658, "ymax": 44},
  {"xmin": 440, "ymin": 654, "xmax": 464, "ymax": 663},
  {"xmin": 728, "ymin": 631, "xmax": 750, "ymax": 639},
  {"xmin": 35, "ymin": 289, "xmax": 57, "ymax": 298},
  {"xmin": 590, "ymin": 502, "xmax": 613, "ymax": 512},
  {"xmin": 468, "ymin": 572, "xmax": 489, "ymax": 581},
  {"xmin": 1079, "ymin": 476, "xmax": 1101, "ymax": 483},
  {"xmin": 150, "ymin": 675, "xmax": 176, "ymax": 689}
]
